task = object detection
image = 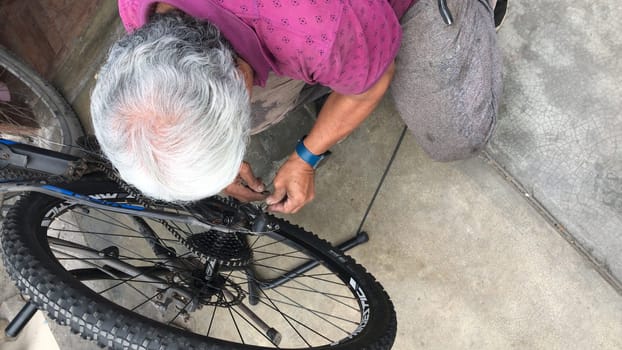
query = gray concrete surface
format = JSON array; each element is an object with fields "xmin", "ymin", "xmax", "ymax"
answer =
[
  {"xmin": 0, "ymin": 260, "xmax": 58, "ymax": 349},
  {"xmin": 282, "ymin": 100, "xmax": 622, "ymax": 350},
  {"xmin": 0, "ymin": 295, "xmax": 60, "ymax": 350},
  {"xmin": 487, "ymin": 1, "xmax": 622, "ymax": 287}
]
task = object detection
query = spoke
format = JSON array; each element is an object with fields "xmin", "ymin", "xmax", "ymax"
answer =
[
  {"xmin": 56, "ymin": 248, "xmax": 203, "ymax": 281},
  {"xmin": 226, "ymin": 272, "xmax": 355, "ymax": 301},
  {"xmin": 48, "ymin": 227, "xmax": 179, "ymax": 242},
  {"xmin": 52, "ymin": 249, "xmax": 177, "ymax": 293},
  {"xmin": 251, "ymin": 293, "xmax": 358, "ymax": 326},
  {"xmin": 227, "ymin": 304, "xmax": 282, "ymax": 347},
  {"xmin": 96, "ymin": 268, "xmax": 161, "ymax": 295},
  {"xmin": 95, "ymin": 251, "xmax": 193, "ymax": 295},
  {"xmin": 300, "ymin": 272, "xmax": 338, "ymax": 277},
  {"xmin": 251, "ymin": 262, "xmax": 351, "ymax": 288},
  {"xmin": 89, "ymin": 208, "xmax": 142, "ymax": 232},
  {"xmin": 240, "ymin": 265, "xmax": 359, "ymax": 312},
  {"xmin": 225, "ymin": 274, "xmax": 359, "ymax": 325},
  {"xmin": 58, "ymin": 256, "xmax": 171, "ymax": 262},
  {"xmin": 251, "ymin": 237, "xmax": 288, "ymax": 251},
  {"xmin": 251, "ymin": 295, "xmax": 334, "ymax": 344},
  {"xmin": 218, "ymin": 261, "xmax": 267, "ymax": 344},
  {"xmin": 119, "ymin": 278, "xmax": 152, "ymax": 301},
  {"xmin": 248, "ymin": 235, "xmax": 261, "ymax": 249},
  {"xmin": 51, "ymin": 216, "xmax": 180, "ymax": 262},
  {"xmin": 269, "ymin": 287, "xmax": 352, "ymax": 336},
  {"xmin": 272, "ymin": 283, "xmax": 358, "ymax": 310},
  {"xmin": 60, "ymin": 255, "xmax": 211, "ymax": 288},
  {"xmin": 86, "ymin": 278, "xmax": 172, "ymax": 285},
  {"xmin": 167, "ymin": 220, "xmax": 194, "ymax": 239},
  {"xmin": 131, "ymin": 287, "xmax": 171, "ymax": 311},
  {"xmin": 53, "ymin": 216, "xmax": 83, "ymax": 230},
  {"xmin": 223, "ymin": 291, "xmax": 245, "ymax": 344},
  {"xmin": 255, "ymin": 278, "xmax": 311, "ymax": 347},
  {"xmin": 183, "ymin": 222, "xmax": 195, "ymax": 235},
  {"xmin": 167, "ymin": 298, "xmax": 193, "ymax": 325},
  {"xmin": 206, "ymin": 304, "xmax": 218, "ymax": 337},
  {"xmin": 252, "ymin": 250, "xmax": 314, "ymax": 263},
  {"xmin": 65, "ymin": 210, "xmax": 146, "ymax": 235},
  {"xmin": 49, "ymin": 223, "xmax": 172, "ymax": 265}
]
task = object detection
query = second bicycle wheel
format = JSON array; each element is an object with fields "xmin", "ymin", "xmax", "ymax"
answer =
[
  {"xmin": 1, "ymin": 179, "xmax": 396, "ymax": 350},
  {"xmin": 0, "ymin": 45, "xmax": 83, "ymax": 154}
]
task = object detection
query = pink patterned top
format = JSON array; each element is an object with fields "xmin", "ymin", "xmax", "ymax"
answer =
[{"xmin": 118, "ymin": 0, "xmax": 414, "ymax": 94}]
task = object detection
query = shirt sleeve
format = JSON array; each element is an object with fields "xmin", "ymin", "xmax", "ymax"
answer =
[
  {"xmin": 118, "ymin": 0, "xmax": 142, "ymax": 32},
  {"xmin": 311, "ymin": 2, "xmax": 402, "ymax": 95}
]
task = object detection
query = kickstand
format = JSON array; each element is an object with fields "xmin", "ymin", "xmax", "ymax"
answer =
[
  {"xmin": 4, "ymin": 301, "xmax": 38, "ymax": 339},
  {"xmin": 336, "ymin": 231, "xmax": 370, "ymax": 253}
]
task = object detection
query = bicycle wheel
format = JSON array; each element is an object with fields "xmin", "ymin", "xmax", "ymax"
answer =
[
  {"xmin": 1, "ymin": 179, "xmax": 396, "ymax": 350},
  {"xmin": 0, "ymin": 45, "xmax": 83, "ymax": 154}
]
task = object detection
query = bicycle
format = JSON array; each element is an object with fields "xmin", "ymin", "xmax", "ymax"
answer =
[{"xmin": 0, "ymin": 45, "xmax": 397, "ymax": 350}]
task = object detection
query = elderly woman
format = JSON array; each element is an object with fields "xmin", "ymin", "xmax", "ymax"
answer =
[{"xmin": 91, "ymin": 0, "xmax": 504, "ymax": 213}]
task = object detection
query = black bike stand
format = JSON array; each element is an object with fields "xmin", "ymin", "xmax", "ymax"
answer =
[
  {"xmin": 4, "ymin": 301, "xmax": 38, "ymax": 338},
  {"xmin": 337, "ymin": 231, "xmax": 369, "ymax": 252}
]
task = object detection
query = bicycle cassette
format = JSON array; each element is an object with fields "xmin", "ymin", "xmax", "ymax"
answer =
[{"xmin": 185, "ymin": 230, "xmax": 252, "ymax": 267}]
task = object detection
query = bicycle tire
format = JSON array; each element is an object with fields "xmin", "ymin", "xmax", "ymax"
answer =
[
  {"xmin": 0, "ymin": 45, "xmax": 83, "ymax": 155},
  {"xmin": 1, "ymin": 179, "xmax": 396, "ymax": 350}
]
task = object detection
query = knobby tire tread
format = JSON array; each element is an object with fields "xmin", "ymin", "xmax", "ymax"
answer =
[{"xmin": 0, "ymin": 180, "xmax": 396, "ymax": 350}]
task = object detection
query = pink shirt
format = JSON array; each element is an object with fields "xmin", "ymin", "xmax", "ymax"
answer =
[{"xmin": 118, "ymin": 0, "xmax": 414, "ymax": 95}]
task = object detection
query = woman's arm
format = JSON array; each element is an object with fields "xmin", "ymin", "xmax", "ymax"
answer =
[{"xmin": 267, "ymin": 62, "xmax": 396, "ymax": 213}]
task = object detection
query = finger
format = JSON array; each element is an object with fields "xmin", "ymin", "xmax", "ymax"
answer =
[
  {"xmin": 269, "ymin": 193, "xmax": 304, "ymax": 214},
  {"xmin": 266, "ymin": 186, "xmax": 287, "ymax": 206},
  {"xmin": 240, "ymin": 188, "xmax": 268, "ymax": 202},
  {"xmin": 267, "ymin": 202, "xmax": 285, "ymax": 213},
  {"xmin": 224, "ymin": 183, "xmax": 267, "ymax": 202},
  {"xmin": 269, "ymin": 199, "xmax": 301, "ymax": 214},
  {"xmin": 239, "ymin": 162, "xmax": 265, "ymax": 192},
  {"xmin": 285, "ymin": 195, "xmax": 305, "ymax": 214}
]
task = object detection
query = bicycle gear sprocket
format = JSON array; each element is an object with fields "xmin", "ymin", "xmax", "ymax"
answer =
[{"xmin": 186, "ymin": 231, "xmax": 252, "ymax": 267}]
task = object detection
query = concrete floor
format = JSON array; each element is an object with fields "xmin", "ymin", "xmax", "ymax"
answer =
[
  {"xmin": 487, "ymin": 0, "xmax": 622, "ymax": 288},
  {"xmin": 277, "ymin": 100, "xmax": 622, "ymax": 350},
  {"xmin": 2, "ymin": 1, "xmax": 622, "ymax": 349}
]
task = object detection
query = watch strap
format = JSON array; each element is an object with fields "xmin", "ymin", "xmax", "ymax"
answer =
[{"xmin": 295, "ymin": 136, "xmax": 327, "ymax": 169}]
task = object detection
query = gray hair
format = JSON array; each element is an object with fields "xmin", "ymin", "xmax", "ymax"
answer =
[{"xmin": 90, "ymin": 11, "xmax": 249, "ymax": 201}]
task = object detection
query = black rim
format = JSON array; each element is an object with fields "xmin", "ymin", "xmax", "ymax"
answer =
[
  {"xmin": 0, "ymin": 52, "xmax": 69, "ymax": 151},
  {"xmin": 34, "ymin": 194, "xmax": 371, "ymax": 348}
]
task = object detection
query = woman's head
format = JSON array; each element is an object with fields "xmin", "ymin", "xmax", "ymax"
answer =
[{"xmin": 91, "ymin": 11, "xmax": 250, "ymax": 201}]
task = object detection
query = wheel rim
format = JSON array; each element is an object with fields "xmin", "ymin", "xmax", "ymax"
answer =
[
  {"xmin": 0, "ymin": 65, "xmax": 66, "ymax": 151},
  {"xmin": 0, "ymin": 47, "xmax": 82, "ymax": 153},
  {"xmin": 38, "ymin": 194, "xmax": 369, "ymax": 348}
]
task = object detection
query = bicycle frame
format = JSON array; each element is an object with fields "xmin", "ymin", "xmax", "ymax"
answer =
[
  {"xmin": 0, "ymin": 136, "xmax": 372, "ymax": 344},
  {"xmin": 0, "ymin": 137, "xmax": 241, "ymax": 232},
  {"xmin": 0, "ymin": 136, "xmax": 369, "ymax": 283}
]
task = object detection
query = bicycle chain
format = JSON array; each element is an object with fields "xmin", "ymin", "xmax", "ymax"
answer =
[
  {"xmin": 95, "ymin": 163, "xmax": 202, "ymax": 256},
  {"xmin": 0, "ymin": 166, "xmax": 48, "ymax": 181},
  {"xmin": 95, "ymin": 163, "xmax": 252, "ymax": 267}
]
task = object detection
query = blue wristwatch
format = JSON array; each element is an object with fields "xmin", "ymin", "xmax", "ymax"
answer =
[{"xmin": 295, "ymin": 136, "xmax": 328, "ymax": 169}]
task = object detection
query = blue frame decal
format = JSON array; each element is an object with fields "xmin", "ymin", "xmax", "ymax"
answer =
[
  {"xmin": 0, "ymin": 138, "xmax": 17, "ymax": 145},
  {"xmin": 42, "ymin": 185, "xmax": 145, "ymax": 211}
]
